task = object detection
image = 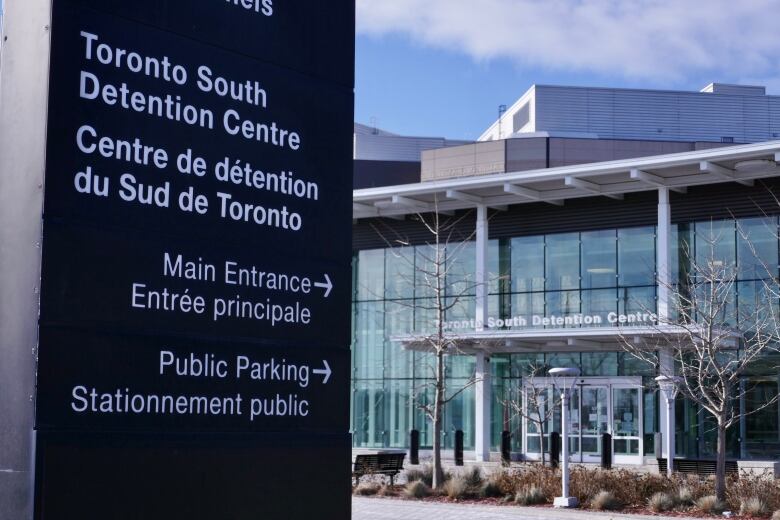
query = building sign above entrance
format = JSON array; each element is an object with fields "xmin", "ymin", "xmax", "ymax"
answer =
[{"xmin": 440, "ymin": 311, "xmax": 658, "ymax": 331}]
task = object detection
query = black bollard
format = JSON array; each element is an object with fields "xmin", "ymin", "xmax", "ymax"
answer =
[
  {"xmin": 410, "ymin": 430, "xmax": 420, "ymax": 465},
  {"xmin": 601, "ymin": 433, "xmax": 612, "ymax": 469},
  {"xmin": 550, "ymin": 432, "xmax": 560, "ymax": 468},
  {"xmin": 501, "ymin": 430, "xmax": 511, "ymax": 466},
  {"xmin": 455, "ymin": 430, "xmax": 464, "ymax": 466}
]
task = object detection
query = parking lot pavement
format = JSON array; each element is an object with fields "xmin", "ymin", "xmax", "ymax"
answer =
[{"xmin": 352, "ymin": 497, "xmax": 705, "ymax": 520}]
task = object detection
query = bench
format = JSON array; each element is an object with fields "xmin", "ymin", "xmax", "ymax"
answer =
[{"xmin": 353, "ymin": 453, "xmax": 406, "ymax": 486}]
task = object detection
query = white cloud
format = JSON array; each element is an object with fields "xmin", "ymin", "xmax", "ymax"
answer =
[{"xmin": 356, "ymin": 0, "xmax": 780, "ymax": 84}]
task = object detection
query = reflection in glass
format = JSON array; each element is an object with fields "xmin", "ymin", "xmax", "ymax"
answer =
[
  {"xmin": 582, "ymin": 230, "xmax": 617, "ymax": 289},
  {"xmin": 581, "ymin": 289, "xmax": 617, "ymax": 325},
  {"xmin": 546, "ymin": 290, "xmax": 580, "ymax": 326},
  {"xmin": 619, "ymin": 227, "xmax": 655, "ymax": 286},
  {"xmin": 511, "ymin": 236, "xmax": 545, "ymax": 292},
  {"xmin": 512, "ymin": 292, "xmax": 544, "ymax": 328},
  {"xmin": 613, "ymin": 388, "xmax": 640, "ymax": 455},
  {"xmin": 695, "ymin": 220, "xmax": 736, "ymax": 274},
  {"xmin": 738, "ymin": 217, "xmax": 778, "ymax": 280},
  {"xmin": 353, "ymin": 301, "xmax": 384, "ymax": 379},
  {"xmin": 385, "ymin": 246, "xmax": 415, "ymax": 299},
  {"xmin": 546, "ymin": 233, "xmax": 580, "ymax": 290},
  {"xmin": 357, "ymin": 249, "xmax": 385, "ymax": 300}
]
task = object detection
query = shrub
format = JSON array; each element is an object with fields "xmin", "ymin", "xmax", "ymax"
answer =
[
  {"xmin": 404, "ymin": 480, "xmax": 431, "ymax": 499},
  {"xmin": 695, "ymin": 495, "xmax": 726, "ymax": 515},
  {"xmin": 514, "ymin": 485, "xmax": 546, "ymax": 506},
  {"xmin": 377, "ymin": 484, "xmax": 398, "ymax": 497},
  {"xmin": 676, "ymin": 486, "xmax": 695, "ymax": 507},
  {"xmin": 480, "ymin": 479, "xmax": 504, "ymax": 498},
  {"xmin": 404, "ymin": 468, "xmax": 426, "ymax": 485},
  {"xmin": 443, "ymin": 476, "xmax": 471, "ymax": 500},
  {"xmin": 741, "ymin": 497, "xmax": 769, "ymax": 517},
  {"xmin": 501, "ymin": 465, "xmax": 560, "ymax": 502},
  {"xmin": 648, "ymin": 492, "xmax": 675, "ymax": 512},
  {"xmin": 404, "ymin": 465, "xmax": 451, "ymax": 487},
  {"xmin": 726, "ymin": 471, "xmax": 780, "ymax": 512},
  {"xmin": 353, "ymin": 483, "xmax": 381, "ymax": 496},
  {"xmin": 591, "ymin": 490, "xmax": 622, "ymax": 511},
  {"xmin": 571, "ymin": 467, "xmax": 667, "ymax": 507},
  {"xmin": 462, "ymin": 466, "xmax": 484, "ymax": 488}
]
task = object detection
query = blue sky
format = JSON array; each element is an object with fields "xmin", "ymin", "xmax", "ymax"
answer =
[{"xmin": 356, "ymin": 0, "xmax": 780, "ymax": 140}]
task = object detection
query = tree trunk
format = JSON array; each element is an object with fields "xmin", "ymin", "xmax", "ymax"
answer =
[
  {"xmin": 538, "ymin": 417, "xmax": 546, "ymax": 466},
  {"xmin": 432, "ymin": 349, "xmax": 445, "ymax": 489},
  {"xmin": 715, "ymin": 422, "xmax": 727, "ymax": 501}
]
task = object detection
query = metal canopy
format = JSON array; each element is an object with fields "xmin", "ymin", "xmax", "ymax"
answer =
[
  {"xmin": 394, "ymin": 325, "xmax": 742, "ymax": 355},
  {"xmin": 353, "ymin": 141, "xmax": 780, "ymax": 220},
  {"xmin": 396, "ymin": 326, "xmax": 671, "ymax": 354}
]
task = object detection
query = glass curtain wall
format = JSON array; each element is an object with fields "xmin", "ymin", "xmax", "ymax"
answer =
[
  {"xmin": 674, "ymin": 217, "xmax": 780, "ymax": 460},
  {"xmin": 510, "ymin": 226, "xmax": 657, "ymax": 329},
  {"xmin": 352, "ymin": 219, "xmax": 780, "ymax": 456}
]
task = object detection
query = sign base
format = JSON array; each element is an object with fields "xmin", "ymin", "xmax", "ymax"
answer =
[{"xmin": 34, "ymin": 431, "xmax": 351, "ymax": 520}]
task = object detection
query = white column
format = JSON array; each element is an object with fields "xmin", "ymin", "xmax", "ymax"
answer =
[
  {"xmin": 475, "ymin": 351, "xmax": 492, "ymax": 461},
  {"xmin": 474, "ymin": 205, "xmax": 491, "ymax": 461},
  {"xmin": 657, "ymin": 188, "xmax": 672, "ymax": 322},
  {"xmin": 475, "ymin": 204, "xmax": 489, "ymax": 332},
  {"xmin": 657, "ymin": 189, "xmax": 675, "ymax": 469}
]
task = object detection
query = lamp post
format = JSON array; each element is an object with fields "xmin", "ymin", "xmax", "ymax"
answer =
[
  {"xmin": 656, "ymin": 375, "xmax": 680, "ymax": 478},
  {"xmin": 549, "ymin": 367, "xmax": 581, "ymax": 508}
]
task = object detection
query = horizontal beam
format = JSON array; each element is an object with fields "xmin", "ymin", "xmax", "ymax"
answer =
[
  {"xmin": 565, "ymin": 176, "xmax": 624, "ymax": 200},
  {"xmin": 353, "ymin": 202, "xmax": 378, "ymax": 216},
  {"xmin": 567, "ymin": 338, "xmax": 603, "ymax": 348},
  {"xmin": 391, "ymin": 195, "xmax": 431, "ymax": 211},
  {"xmin": 630, "ymin": 169, "xmax": 687, "ymax": 194},
  {"xmin": 445, "ymin": 189, "xmax": 509, "ymax": 211},
  {"xmin": 504, "ymin": 183, "xmax": 564, "ymax": 206},
  {"xmin": 445, "ymin": 189, "xmax": 482, "ymax": 204},
  {"xmin": 700, "ymin": 161, "xmax": 754, "ymax": 186}
]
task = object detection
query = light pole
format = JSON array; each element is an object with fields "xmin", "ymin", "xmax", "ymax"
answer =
[
  {"xmin": 549, "ymin": 366, "xmax": 581, "ymax": 508},
  {"xmin": 656, "ymin": 375, "xmax": 680, "ymax": 478}
]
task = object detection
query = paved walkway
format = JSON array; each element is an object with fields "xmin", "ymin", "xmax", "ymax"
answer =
[{"xmin": 353, "ymin": 497, "xmax": 705, "ymax": 520}]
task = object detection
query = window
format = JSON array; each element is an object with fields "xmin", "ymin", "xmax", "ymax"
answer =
[
  {"xmin": 511, "ymin": 236, "xmax": 544, "ymax": 292},
  {"xmin": 582, "ymin": 230, "xmax": 617, "ymax": 289},
  {"xmin": 546, "ymin": 233, "xmax": 580, "ymax": 291},
  {"xmin": 737, "ymin": 217, "xmax": 778, "ymax": 280},
  {"xmin": 618, "ymin": 227, "xmax": 655, "ymax": 286},
  {"xmin": 513, "ymin": 103, "xmax": 530, "ymax": 132}
]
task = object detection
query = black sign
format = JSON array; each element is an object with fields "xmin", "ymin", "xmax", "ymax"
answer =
[
  {"xmin": 43, "ymin": 5, "xmax": 352, "ymax": 260},
  {"xmin": 36, "ymin": 327, "xmax": 349, "ymax": 432},
  {"xmin": 40, "ymin": 222, "xmax": 350, "ymax": 346},
  {"xmin": 35, "ymin": 431, "xmax": 351, "ymax": 520},
  {"xmin": 36, "ymin": 0, "xmax": 354, "ymax": 517}
]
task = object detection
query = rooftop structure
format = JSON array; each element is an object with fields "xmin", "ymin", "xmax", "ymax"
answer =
[{"xmin": 480, "ymin": 83, "xmax": 780, "ymax": 144}]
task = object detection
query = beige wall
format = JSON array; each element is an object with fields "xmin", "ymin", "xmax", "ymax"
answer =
[{"xmin": 422, "ymin": 141, "xmax": 505, "ymax": 181}]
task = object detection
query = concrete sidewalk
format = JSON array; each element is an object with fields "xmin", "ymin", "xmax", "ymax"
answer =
[{"xmin": 353, "ymin": 497, "xmax": 708, "ymax": 520}]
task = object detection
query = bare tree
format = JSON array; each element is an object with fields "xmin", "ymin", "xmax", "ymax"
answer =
[
  {"xmin": 619, "ymin": 225, "xmax": 780, "ymax": 500},
  {"xmin": 501, "ymin": 362, "xmax": 560, "ymax": 466},
  {"xmin": 370, "ymin": 204, "xmax": 489, "ymax": 490}
]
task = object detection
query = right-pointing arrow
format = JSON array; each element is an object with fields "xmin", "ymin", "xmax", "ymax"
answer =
[
  {"xmin": 312, "ymin": 360, "xmax": 331, "ymax": 384},
  {"xmin": 314, "ymin": 274, "xmax": 333, "ymax": 298}
]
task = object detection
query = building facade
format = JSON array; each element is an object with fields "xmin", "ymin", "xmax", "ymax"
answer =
[{"xmin": 351, "ymin": 83, "xmax": 780, "ymax": 465}]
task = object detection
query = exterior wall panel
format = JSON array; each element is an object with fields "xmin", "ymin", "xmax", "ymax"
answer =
[{"xmin": 530, "ymin": 85, "xmax": 780, "ymax": 144}]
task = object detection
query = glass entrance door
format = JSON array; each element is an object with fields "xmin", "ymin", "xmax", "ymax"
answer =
[
  {"xmin": 523, "ymin": 377, "xmax": 643, "ymax": 464},
  {"xmin": 612, "ymin": 387, "xmax": 642, "ymax": 464},
  {"xmin": 579, "ymin": 386, "xmax": 609, "ymax": 462}
]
